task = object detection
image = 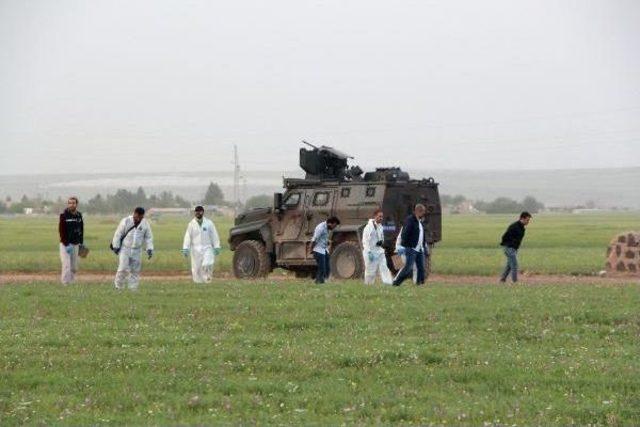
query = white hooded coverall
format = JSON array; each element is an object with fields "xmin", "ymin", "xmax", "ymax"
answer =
[
  {"xmin": 112, "ymin": 216, "xmax": 154, "ymax": 290},
  {"xmin": 362, "ymin": 219, "xmax": 393, "ymax": 285},
  {"xmin": 182, "ymin": 217, "xmax": 221, "ymax": 283}
]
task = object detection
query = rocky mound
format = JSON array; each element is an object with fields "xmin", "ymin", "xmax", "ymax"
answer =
[{"xmin": 606, "ymin": 231, "xmax": 640, "ymax": 274}]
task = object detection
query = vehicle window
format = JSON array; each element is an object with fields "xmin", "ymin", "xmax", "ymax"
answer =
[
  {"xmin": 313, "ymin": 192, "xmax": 329, "ymax": 206},
  {"xmin": 366, "ymin": 187, "xmax": 376, "ymax": 197},
  {"xmin": 341, "ymin": 187, "xmax": 351, "ymax": 198},
  {"xmin": 283, "ymin": 192, "xmax": 300, "ymax": 206}
]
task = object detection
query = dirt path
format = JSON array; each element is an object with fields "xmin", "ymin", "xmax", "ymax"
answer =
[{"xmin": 1, "ymin": 271, "xmax": 637, "ymax": 286}]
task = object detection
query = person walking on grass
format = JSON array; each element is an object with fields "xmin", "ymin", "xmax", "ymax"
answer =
[
  {"xmin": 499, "ymin": 211, "xmax": 532, "ymax": 283},
  {"xmin": 393, "ymin": 204, "xmax": 429, "ymax": 286},
  {"xmin": 362, "ymin": 208, "xmax": 393, "ymax": 285},
  {"xmin": 182, "ymin": 206, "xmax": 222, "ymax": 283},
  {"xmin": 310, "ymin": 216, "xmax": 340, "ymax": 284},
  {"xmin": 395, "ymin": 227, "xmax": 418, "ymax": 284},
  {"xmin": 111, "ymin": 207, "xmax": 154, "ymax": 291},
  {"xmin": 58, "ymin": 196, "xmax": 85, "ymax": 284}
]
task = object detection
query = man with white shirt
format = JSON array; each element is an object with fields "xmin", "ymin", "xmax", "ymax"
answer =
[
  {"xmin": 111, "ymin": 207, "xmax": 154, "ymax": 291},
  {"xmin": 310, "ymin": 216, "xmax": 340, "ymax": 284},
  {"xmin": 362, "ymin": 208, "xmax": 393, "ymax": 285},
  {"xmin": 181, "ymin": 206, "xmax": 221, "ymax": 283},
  {"xmin": 392, "ymin": 204, "xmax": 428, "ymax": 286}
]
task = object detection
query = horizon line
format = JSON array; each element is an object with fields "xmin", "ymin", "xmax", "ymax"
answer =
[{"xmin": 1, "ymin": 165, "xmax": 639, "ymax": 178}]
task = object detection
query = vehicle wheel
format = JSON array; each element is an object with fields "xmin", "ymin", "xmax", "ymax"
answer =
[
  {"xmin": 330, "ymin": 241, "xmax": 364, "ymax": 280},
  {"xmin": 233, "ymin": 240, "xmax": 270, "ymax": 279},
  {"xmin": 390, "ymin": 244, "xmax": 434, "ymax": 275}
]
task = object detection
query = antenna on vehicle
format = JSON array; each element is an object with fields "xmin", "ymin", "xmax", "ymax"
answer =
[{"xmin": 301, "ymin": 140, "xmax": 318, "ymax": 149}]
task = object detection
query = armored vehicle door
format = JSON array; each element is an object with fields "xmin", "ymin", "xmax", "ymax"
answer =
[
  {"xmin": 416, "ymin": 183, "xmax": 442, "ymax": 244},
  {"xmin": 303, "ymin": 188, "xmax": 337, "ymax": 239},
  {"xmin": 276, "ymin": 190, "xmax": 306, "ymax": 240},
  {"xmin": 274, "ymin": 189, "xmax": 311, "ymax": 263}
]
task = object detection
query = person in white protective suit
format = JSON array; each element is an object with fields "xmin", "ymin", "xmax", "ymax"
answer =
[
  {"xmin": 362, "ymin": 208, "xmax": 393, "ymax": 285},
  {"xmin": 181, "ymin": 206, "xmax": 221, "ymax": 283},
  {"xmin": 111, "ymin": 207, "xmax": 154, "ymax": 291}
]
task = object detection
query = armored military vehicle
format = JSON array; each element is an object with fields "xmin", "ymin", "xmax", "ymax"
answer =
[{"xmin": 229, "ymin": 142, "xmax": 442, "ymax": 279}]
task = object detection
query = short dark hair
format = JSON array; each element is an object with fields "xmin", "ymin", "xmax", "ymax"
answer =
[
  {"xmin": 68, "ymin": 196, "xmax": 79, "ymax": 203},
  {"xmin": 134, "ymin": 207, "xmax": 145, "ymax": 215},
  {"xmin": 194, "ymin": 205, "xmax": 204, "ymax": 212},
  {"xmin": 327, "ymin": 216, "xmax": 340, "ymax": 225},
  {"xmin": 520, "ymin": 211, "xmax": 532, "ymax": 219},
  {"xmin": 372, "ymin": 208, "xmax": 383, "ymax": 217}
]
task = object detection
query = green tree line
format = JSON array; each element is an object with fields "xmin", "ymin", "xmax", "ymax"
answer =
[{"xmin": 1, "ymin": 182, "xmax": 227, "ymax": 215}]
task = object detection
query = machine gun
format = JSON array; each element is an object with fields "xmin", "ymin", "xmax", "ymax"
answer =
[{"xmin": 299, "ymin": 140, "xmax": 363, "ymax": 181}]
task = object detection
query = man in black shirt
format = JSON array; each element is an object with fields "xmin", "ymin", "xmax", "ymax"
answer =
[
  {"xmin": 499, "ymin": 211, "xmax": 531, "ymax": 283},
  {"xmin": 58, "ymin": 196, "xmax": 84, "ymax": 284}
]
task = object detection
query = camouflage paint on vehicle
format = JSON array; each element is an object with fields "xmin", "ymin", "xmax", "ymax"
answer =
[{"xmin": 229, "ymin": 142, "xmax": 442, "ymax": 279}]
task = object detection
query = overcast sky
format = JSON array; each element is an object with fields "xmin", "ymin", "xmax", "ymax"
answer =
[{"xmin": 1, "ymin": 0, "xmax": 639, "ymax": 175}]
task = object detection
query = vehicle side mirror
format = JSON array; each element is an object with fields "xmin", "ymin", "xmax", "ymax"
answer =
[{"xmin": 274, "ymin": 193, "xmax": 283, "ymax": 212}]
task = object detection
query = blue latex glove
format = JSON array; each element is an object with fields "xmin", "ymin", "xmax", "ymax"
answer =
[
  {"xmin": 367, "ymin": 251, "xmax": 376, "ymax": 262},
  {"xmin": 147, "ymin": 249, "xmax": 153, "ymax": 259},
  {"xmin": 396, "ymin": 247, "xmax": 406, "ymax": 256},
  {"xmin": 65, "ymin": 244, "xmax": 74, "ymax": 255},
  {"xmin": 181, "ymin": 248, "xmax": 189, "ymax": 258},
  {"xmin": 214, "ymin": 247, "xmax": 221, "ymax": 256}
]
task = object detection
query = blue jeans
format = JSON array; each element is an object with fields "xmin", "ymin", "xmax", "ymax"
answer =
[
  {"xmin": 313, "ymin": 251, "xmax": 330, "ymax": 284},
  {"xmin": 500, "ymin": 246, "xmax": 518, "ymax": 282},
  {"xmin": 393, "ymin": 248, "xmax": 425, "ymax": 286}
]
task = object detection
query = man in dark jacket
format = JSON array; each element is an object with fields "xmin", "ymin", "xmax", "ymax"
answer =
[
  {"xmin": 393, "ymin": 204, "xmax": 428, "ymax": 286},
  {"xmin": 499, "ymin": 211, "xmax": 532, "ymax": 283},
  {"xmin": 58, "ymin": 196, "xmax": 84, "ymax": 284}
]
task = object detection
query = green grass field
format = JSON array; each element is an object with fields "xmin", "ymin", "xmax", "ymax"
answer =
[
  {"xmin": 0, "ymin": 281, "xmax": 638, "ymax": 425},
  {"xmin": 2, "ymin": 214, "xmax": 639, "ymax": 424},
  {"xmin": 1, "ymin": 213, "xmax": 638, "ymax": 275}
]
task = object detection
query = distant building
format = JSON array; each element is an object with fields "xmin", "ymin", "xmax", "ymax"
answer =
[
  {"xmin": 451, "ymin": 200, "xmax": 479, "ymax": 215},
  {"xmin": 199, "ymin": 205, "xmax": 220, "ymax": 213},
  {"xmin": 572, "ymin": 208, "xmax": 605, "ymax": 214},
  {"xmin": 200, "ymin": 205, "xmax": 235, "ymax": 217},
  {"xmin": 147, "ymin": 205, "xmax": 234, "ymax": 218},
  {"xmin": 148, "ymin": 207, "xmax": 191, "ymax": 217}
]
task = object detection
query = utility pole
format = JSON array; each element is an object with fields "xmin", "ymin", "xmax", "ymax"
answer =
[
  {"xmin": 242, "ymin": 176, "xmax": 247, "ymax": 204},
  {"xmin": 232, "ymin": 144, "xmax": 241, "ymax": 215}
]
